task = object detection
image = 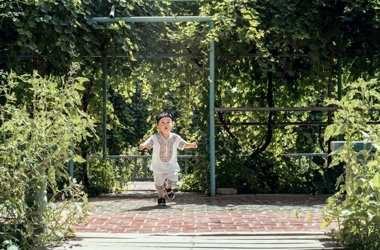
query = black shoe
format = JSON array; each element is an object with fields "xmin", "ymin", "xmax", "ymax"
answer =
[
  {"xmin": 165, "ymin": 187, "xmax": 175, "ymax": 199},
  {"xmin": 157, "ymin": 198, "xmax": 166, "ymax": 206}
]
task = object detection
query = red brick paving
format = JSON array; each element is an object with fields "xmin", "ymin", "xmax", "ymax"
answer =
[{"xmin": 74, "ymin": 184, "xmax": 338, "ymax": 235}]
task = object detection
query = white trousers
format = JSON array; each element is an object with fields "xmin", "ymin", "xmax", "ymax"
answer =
[{"xmin": 154, "ymin": 172, "xmax": 178, "ymax": 190}]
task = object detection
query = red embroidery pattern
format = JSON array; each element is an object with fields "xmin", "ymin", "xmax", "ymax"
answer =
[{"xmin": 157, "ymin": 133, "xmax": 177, "ymax": 162}]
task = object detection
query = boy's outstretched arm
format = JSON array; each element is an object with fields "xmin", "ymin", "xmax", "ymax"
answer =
[
  {"xmin": 139, "ymin": 142, "xmax": 149, "ymax": 151},
  {"xmin": 184, "ymin": 142, "xmax": 198, "ymax": 149}
]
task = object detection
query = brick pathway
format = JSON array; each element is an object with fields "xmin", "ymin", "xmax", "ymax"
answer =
[{"xmin": 74, "ymin": 182, "xmax": 338, "ymax": 235}]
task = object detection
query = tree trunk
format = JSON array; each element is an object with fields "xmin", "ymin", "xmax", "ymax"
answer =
[{"xmin": 251, "ymin": 70, "xmax": 275, "ymax": 159}]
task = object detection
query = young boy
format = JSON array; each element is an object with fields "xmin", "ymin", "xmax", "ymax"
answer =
[{"xmin": 138, "ymin": 112, "xmax": 197, "ymax": 206}]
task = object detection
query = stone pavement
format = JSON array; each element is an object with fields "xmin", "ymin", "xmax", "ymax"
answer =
[
  {"xmin": 46, "ymin": 233, "xmax": 343, "ymax": 249},
  {"xmin": 74, "ymin": 182, "xmax": 338, "ymax": 235},
  {"xmin": 44, "ymin": 182, "xmax": 343, "ymax": 249}
]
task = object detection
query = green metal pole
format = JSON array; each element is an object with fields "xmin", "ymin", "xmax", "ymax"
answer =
[
  {"xmin": 337, "ymin": 57, "xmax": 342, "ymax": 141},
  {"xmin": 102, "ymin": 59, "xmax": 107, "ymax": 161},
  {"xmin": 338, "ymin": 57, "xmax": 342, "ymax": 101},
  {"xmin": 109, "ymin": 5, "xmax": 115, "ymax": 18},
  {"xmin": 209, "ymin": 21, "xmax": 216, "ymax": 197},
  {"xmin": 67, "ymin": 142, "xmax": 74, "ymax": 199},
  {"xmin": 68, "ymin": 143, "xmax": 74, "ymax": 178}
]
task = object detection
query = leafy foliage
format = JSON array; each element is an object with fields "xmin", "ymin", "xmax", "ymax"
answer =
[
  {"xmin": 1, "ymin": 2, "xmax": 380, "ymax": 248},
  {"xmin": 1, "ymin": 0, "xmax": 380, "ymax": 223},
  {"xmin": 0, "ymin": 65, "xmax": 95, "ymax": 249},
  {"xmin": 322, "ymin": 78, "xmax": 380, "ymax": 250}
]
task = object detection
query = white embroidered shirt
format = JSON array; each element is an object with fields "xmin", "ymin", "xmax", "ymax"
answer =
[{"xmin": 143, "ymin": 132, "xmax": 186, "ymax": 173}]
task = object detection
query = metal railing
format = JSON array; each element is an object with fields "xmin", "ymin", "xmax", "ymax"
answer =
[
  {"xmin": 282, "ymin": 153, "xmax": 328, "ymax": 168},
  {"xmin": 89, "ymin": 155, "xmax": 193, "ymax": 181}
]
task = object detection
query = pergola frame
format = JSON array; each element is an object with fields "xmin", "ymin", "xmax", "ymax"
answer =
[
  {"xmin": 90, "ymin": 14, "xmax": 217, "ymax": 196},
  {"xmin": 87, "ymin": 2, "xmax": 353, "ymax": 198}
]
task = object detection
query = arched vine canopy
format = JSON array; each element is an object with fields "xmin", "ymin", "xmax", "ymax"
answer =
[{"xmin": 1, "ymin": 0, "xmax": 380, "ymax": 193}]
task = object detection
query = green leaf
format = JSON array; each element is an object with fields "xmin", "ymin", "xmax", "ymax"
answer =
[
  {"xmin": 329, "ymin": 157, "xmax": 341, "ymax": 168},
  {"xmin": 6, "ymin": 245, "xmax": 19, "ymax": 250},
  {"xmin": 324, "ymin": 125, "xmax": 335, "ymax": 142},
  {"xmin": 373, "ymin": 172, "xmax": 380, "ymax": 189},
  {"xmin": 54, "ymin": 230, "xmax": 64, "ymax": 239},
  {"xmin": 28, "ymin": 21, "xmax": 36, "ymax": 28},
  {"xmin": 354, "ymin": 211, "xmax": 368, "ymax": 219},
  {"xmin": 74, "ymin": 77, "xmax": 88, "ymax": 85},
  {"xmin": 54, "ymin": 25, "xmax": 63, "ymax": 33},
  {"xmin": 341, "ymin": 209, "xmax": 354, "ymax": 216},
  {"xmin": 320, "ymin": 220, "xmax": 330, "ymax": 229},
  {"xmin": 73, "ymin": 155, "xmax": 86, "ymax": 163},
  {"xmin": 371, "ymin": 215, "xmax": 380, "ymax": 224}
]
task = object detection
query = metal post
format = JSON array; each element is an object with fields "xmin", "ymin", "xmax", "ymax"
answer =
[
  {"xmin": 143, "ymin": 158, "xmax": 148, "ymax": 178},
  {"xmin": 134, "ymin": 158, "xmax": 138, "ymax": 178},
  {"xmin": 102, "ymin": 59, "xmax": 107, "ymax": 161},
  {"xmin": 337, "ymin": 57, "xmax": 342, "ymax": 101},
  {"xmin": 308, "ymin": 157, "xmax": 312, "ymax": 169},
  {"xmin": 337, "ymin": 57, "xmax": 342, "ymax": 141},
  {"xmin": 68, "ymin": 143, "xmax": 74, "ymax": 178},
  {"xmin": 209, "ymin": 21, "xmax": 216, "ymax": 197},
  {"xmin": 109, "ymin": 6, "xmax": 115, "ymax": 19}
]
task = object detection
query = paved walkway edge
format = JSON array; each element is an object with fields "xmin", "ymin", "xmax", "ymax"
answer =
[{"xmin": 74, "ymin": 231, "xmax": 330, "ymax": 238}]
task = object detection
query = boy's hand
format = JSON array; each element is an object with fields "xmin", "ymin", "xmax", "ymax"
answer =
[
  {"xmin": 138, "ymin": 144, "xmax": 145, "ymax": 151},
  {"xmin": 191, "ymin": 142, "xmax": 198, "ymax": 149}
]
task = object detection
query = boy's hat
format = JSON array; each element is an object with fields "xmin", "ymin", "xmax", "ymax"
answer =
[{"xmin": 156, "ymin": 112, "xmax": 174, "ymax": 123}]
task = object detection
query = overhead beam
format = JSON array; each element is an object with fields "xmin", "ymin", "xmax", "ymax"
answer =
[
  {"xmin": 242, "ymin": 53, "xmax": 307, "ymax": 58},
  {"xmin": 215, "ymin": 107, "xmax": 379, "ymax": 112},
  {"xmin": 216, "ymin": 122, "xmax": 330, "ymax": 126},
  {"xmin": 90, "ymin": 16, "xmax": 212, "ymax": 23},
  {"xmin": 18, "ymin": 53, "xmax": 308, "ymax": 60},
  {"xmin": 215, "ymin": 107, "xmax": 340, "ymax": 112},
  {"xmin": 282, "ymin": 153, "xmax": 328, "ymax": 157},
  {"xmin": 215, "ymin": 121, "xmax": 380, "ymax": 126}
]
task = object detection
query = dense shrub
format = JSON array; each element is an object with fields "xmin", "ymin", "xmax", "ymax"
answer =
[
  {"xmin": 0, "ymin": 65, "xmax": 94, "ymax": 249},
  {"xmin": 322, "ymin": 78, "xmax": 380, "ymax": 250}
]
